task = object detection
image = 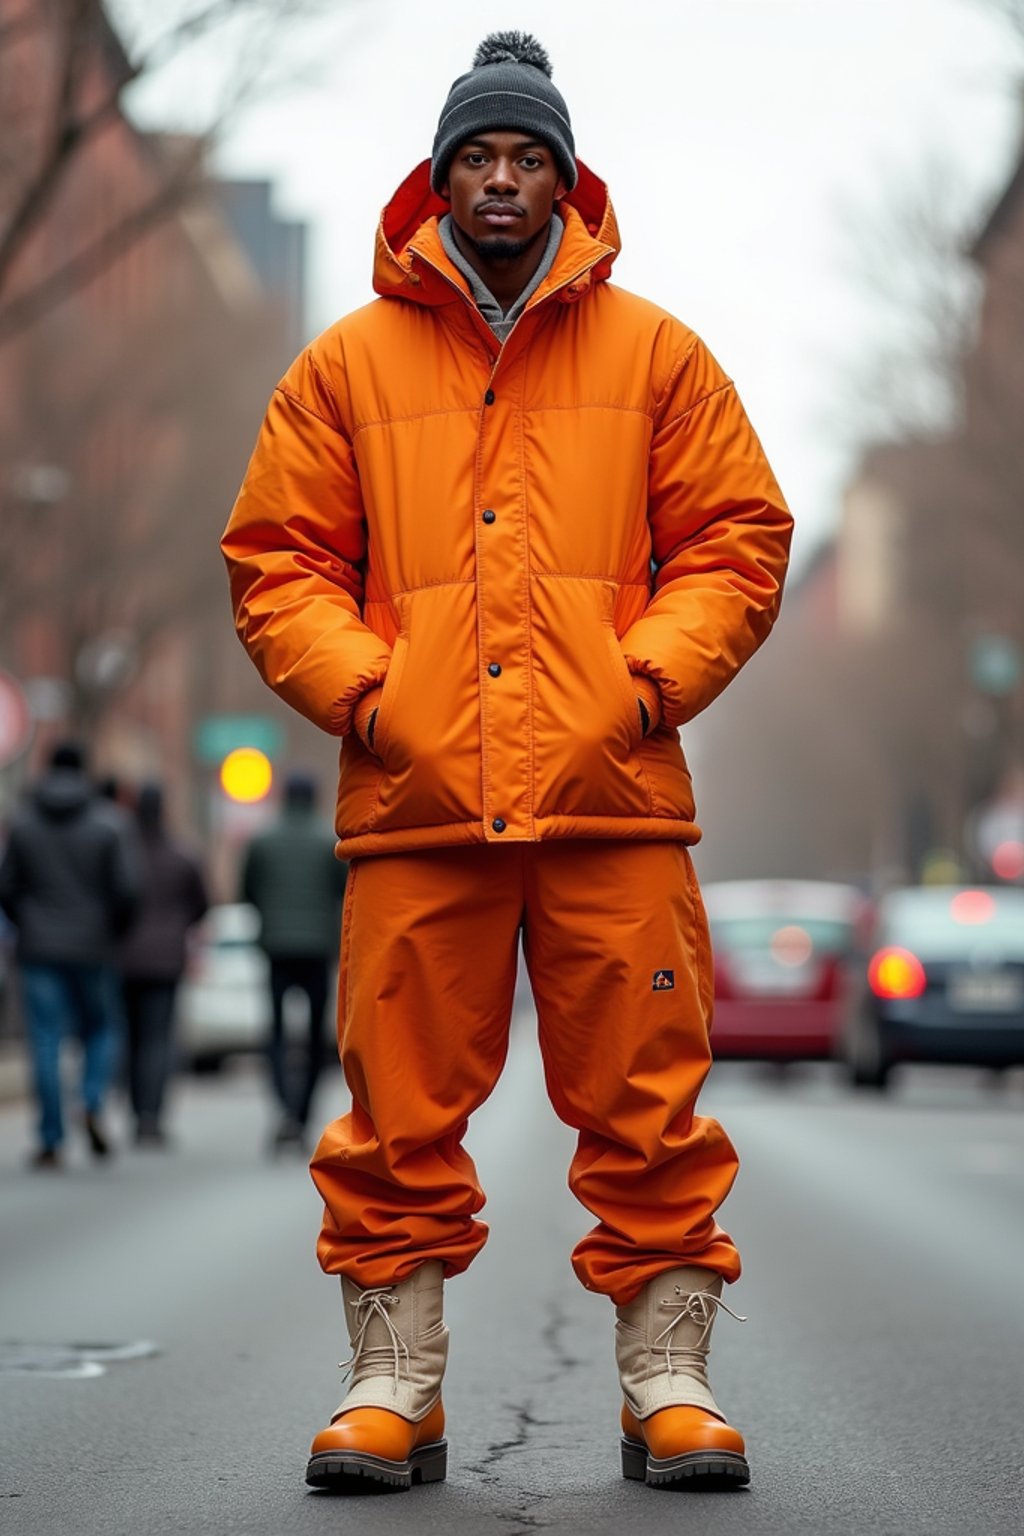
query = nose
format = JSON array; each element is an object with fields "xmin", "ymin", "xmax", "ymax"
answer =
[{"xmin": 484, "ymin": 159, "xmax": 518, "ymax": 195}]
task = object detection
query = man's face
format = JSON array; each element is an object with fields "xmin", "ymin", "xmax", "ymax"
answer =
[{"xmin": 443, "ymin": 132, "xmax": 566, "ymax": 261}]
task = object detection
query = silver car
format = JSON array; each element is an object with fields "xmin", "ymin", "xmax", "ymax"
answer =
[{"xmin": 177, "ymin": 903, "xmax": 271, "ymax": 1072}]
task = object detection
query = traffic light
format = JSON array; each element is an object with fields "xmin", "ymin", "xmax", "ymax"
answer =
[{"xmin": 219, "ymin": 746, "xmax": 273, "ymax": 803}]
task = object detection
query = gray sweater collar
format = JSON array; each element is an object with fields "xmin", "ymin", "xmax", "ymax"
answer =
[{"xmin": 438, "ymin": 213, "xmax": 564, "ymax": 343}]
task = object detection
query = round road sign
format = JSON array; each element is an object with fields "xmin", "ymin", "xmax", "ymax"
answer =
[{"xmin": 0, "ymin": 670, "xmax": 32, "ymax": 769}]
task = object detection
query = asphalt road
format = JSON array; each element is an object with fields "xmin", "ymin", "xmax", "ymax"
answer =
[{"xmin": 2, "ymin": 1023, "xmax": 1023, "ymax": 1536}]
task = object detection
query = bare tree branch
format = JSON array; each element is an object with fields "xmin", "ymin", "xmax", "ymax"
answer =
[
  {"xmin": 827, "ymin": 154, "xmax": 983, "ymax": 454},
  {"xmin": 0, "ymin": 0, "xmax": 336, "ymax": 338},
  {"xmin": 0, "ymin": 1, "xmax": 134, "ymax": 292},
  {"xmin": 0, "ymin": 142, "xmax": 203, "ymax": 343}
]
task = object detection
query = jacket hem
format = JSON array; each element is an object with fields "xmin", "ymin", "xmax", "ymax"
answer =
[
  {"xmin": 336, "ymin": 814, "xmax": 700, "ymax": 860},
  {"xmin": 337, "ymin": 820, "xmax": 487, "ymax": 859}
]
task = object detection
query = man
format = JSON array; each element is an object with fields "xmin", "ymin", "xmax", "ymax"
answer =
[
  {"xmin": 118, "ymin": 782, "xmax": 208, "ymax": 1146},
  {"xmin": 0, "ymin": 741, "xmax": 139, "ymax": 1167},
  {"xmin": 240, "ymin": 772, "xmax": 346, "ymax": 1150},
  {"xmin": 222, "ymin": 32, "xmax": 792, "ymax": 1493}
]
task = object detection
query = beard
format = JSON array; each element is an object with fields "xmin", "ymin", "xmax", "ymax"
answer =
[{"xmin": 461, "ymin": 226, "xmax": 543, "ymax": 264}]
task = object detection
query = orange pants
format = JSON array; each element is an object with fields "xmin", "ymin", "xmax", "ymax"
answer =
[{"xmin": 310, "ymin": 841, "xmax": 740, "ymax": 1305}]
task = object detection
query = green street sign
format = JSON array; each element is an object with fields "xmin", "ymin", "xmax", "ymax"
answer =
[{"xmin": 194, "ymin": 714, "xmax": 285, "ymax": 764}]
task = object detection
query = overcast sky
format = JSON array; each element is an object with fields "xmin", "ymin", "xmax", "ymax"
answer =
[{"xmin": 123, "ymin": 0, "xmax": 1022, "ymax": 566}]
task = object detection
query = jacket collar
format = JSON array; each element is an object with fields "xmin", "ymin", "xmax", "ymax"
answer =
[{"xmin": 372, "ymin": 157, "xmax": 620, "ymax": 314}]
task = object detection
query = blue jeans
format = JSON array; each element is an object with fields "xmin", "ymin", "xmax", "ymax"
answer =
[{"xmin": 21, "ymin": 963, "xmax": 123, "ymax": 1151}]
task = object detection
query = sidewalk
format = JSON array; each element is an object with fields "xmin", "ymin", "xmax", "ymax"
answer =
[{"xmin": 0, "ymin": 1041, "xmax": 27, "ymax": 1104}]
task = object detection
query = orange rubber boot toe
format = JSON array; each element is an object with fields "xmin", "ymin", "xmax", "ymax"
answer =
[
  {"xmin": 306, "ymin": 1400, "xmax": 447, "ymax": 1491},
  {"xmin": 621, "ymin": 1402, "xmax": 749, "ymax": 1488}
]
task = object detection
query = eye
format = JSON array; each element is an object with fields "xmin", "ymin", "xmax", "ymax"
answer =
[
  {"xmin": 520, "ymin": 155, "xmax": 542, "ymax": 169},
  {"xmin": 465, "ymin": 152, "xmax": 488, "ymax": 166}
]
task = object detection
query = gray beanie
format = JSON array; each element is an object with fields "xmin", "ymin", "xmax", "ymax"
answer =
[{"xmin": 431, "ymin": 32, "xmax": 577, "ymax": 194}]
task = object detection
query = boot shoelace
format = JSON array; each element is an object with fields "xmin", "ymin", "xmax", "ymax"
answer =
[
  {"xmin": 654, "ymin": 1286, "xmax": 747, "ymax": 1378},
  {"xmin": 338, "ymin": 1287, "xmax": 410, "ymax": 1387}
]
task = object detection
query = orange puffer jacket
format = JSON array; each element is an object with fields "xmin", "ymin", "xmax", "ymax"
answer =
[{"xmin": 222, "ymin": 160, "xmax": 793, "ymax": 859}]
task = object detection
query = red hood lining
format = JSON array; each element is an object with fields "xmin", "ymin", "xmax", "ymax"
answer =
[{"xmin": 380, "ymin": 157, "xmax": 617, "ymax": 271}]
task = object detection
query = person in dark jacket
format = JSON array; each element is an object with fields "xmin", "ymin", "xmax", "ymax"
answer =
[
  {"xmin": 0, "ymin": 741, "xmax": 139, "ymax": 1168},
  {"xmin": 241, "ymin": 772, "xmax": 347, "ymax": 1149},
  {"xmin": 118, "ymin": 783, "xmax": 208, "ymax": 1146}
]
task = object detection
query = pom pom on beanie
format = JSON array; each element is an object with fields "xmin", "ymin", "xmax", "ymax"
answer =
[{"xmin": 472, "ymin": 32, "xmax": 552, "ymax": 75}]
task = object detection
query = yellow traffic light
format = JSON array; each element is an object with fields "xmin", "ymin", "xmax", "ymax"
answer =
[{"xmin": 219, "ymin": 747, "xmax": 273, "ymax": 803}]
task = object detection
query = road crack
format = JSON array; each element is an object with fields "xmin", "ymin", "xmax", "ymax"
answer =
[
  {"xmin": 494, "ymin": 1513, "xmax": 556, "ymax": 1535},
  {"xmin": 539, "ymin": 1298, "xmax": 582, "ymax": 1378},
  {"xmin": 467, "ymin": 1402, "xmax": 542, "ymax": 1475},
  {"xmin": 467, "ymin": 1289, "xmax": 595, "ymax": 1536}
]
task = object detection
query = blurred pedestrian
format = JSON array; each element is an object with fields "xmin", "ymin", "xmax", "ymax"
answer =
[
  {"xmin": 118, "ymin": 782, "xmax": 208, "ymax": 1147},
  {"xmin": 223, "ymin": 31, "xmax": 791, "ymax": 1494},
  {"xmin": 0, "ymin": 741, "xmax": 139, "ymax": 1168},
  {"xmin": 97, "ymin": 773, "xmax": 125, "ymax": 808},
  {"xmin": 241, "ymin": 772, "xmax": 346, "ymax": 1151},
  {"xmin": 0, "ymin": 906, "xmax": 15, "ymax": 1036}
]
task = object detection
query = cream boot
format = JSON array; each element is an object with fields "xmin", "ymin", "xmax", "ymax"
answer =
[
  {"xmin": 615, "ymin": 1265, "xmax": 749, "ymax": 1487},
  {"xmin": 305, "ymin": 1262, "xmax": 448, "ymax": 1490}
]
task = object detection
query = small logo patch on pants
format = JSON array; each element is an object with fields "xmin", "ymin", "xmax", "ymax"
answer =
[{"xmin": 652, "ymin": 970, "xmax": 675, "ymax": 991}]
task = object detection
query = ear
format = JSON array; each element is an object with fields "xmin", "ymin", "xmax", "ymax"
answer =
[
  {"xmin": 439, "ymin": 182, "xmax": 451, "ymax": 202},
  {"xmin": 553, "ymin": 177, "xmax": 567, "ymax": 203}
]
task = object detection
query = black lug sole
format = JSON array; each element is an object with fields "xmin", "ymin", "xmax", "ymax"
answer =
[
  {"xmin": 621, "ymin": 1434, "xmax": 750, "ymax": 1489},
  {"xmin": 305, "ymin": 1438, "xmax": 447, "ymax": 1492}
]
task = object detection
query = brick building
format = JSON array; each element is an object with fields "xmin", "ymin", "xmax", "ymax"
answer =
[{"xmin": 0, "ymin": 1, "xmax": 313, "ymax": 872}]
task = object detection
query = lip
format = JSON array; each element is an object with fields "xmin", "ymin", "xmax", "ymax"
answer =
[{"xmin": 476, "ymin": 203, "xmax": 524, "ymax": 226}]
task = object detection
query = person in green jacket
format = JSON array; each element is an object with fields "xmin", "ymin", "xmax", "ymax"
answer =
[{"xmin": 241, "ymin": 772, "xmax": 347, "ymax": 1149}]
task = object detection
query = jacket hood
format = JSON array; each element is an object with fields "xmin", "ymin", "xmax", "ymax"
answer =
[
  {"xmin": 373, "ymin": 157, "xmax": 620, "ymax": 308},
  {"xmin": 33, "ymin": 768, "xmax": 93, "ymax": 820}
]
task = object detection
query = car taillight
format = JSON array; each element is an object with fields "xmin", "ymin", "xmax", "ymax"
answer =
[
  {"xmin": 868, "ymin": 946, "xmax": 926, "ymax": 1000},
  {"xmin": 770, "ymin": 925, "xmax": 813, "ymax": 967}
]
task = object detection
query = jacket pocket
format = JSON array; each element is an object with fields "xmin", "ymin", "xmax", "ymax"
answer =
[
  {"xmin": 371, "ymin": 582, "xmax": 483, "ymax": 831},
  {"xmin": 636, "ymin": 727, "xmax": 696, "ymax": 821},
  {"xmin": 603, "ymin": 615, "xmax": 645, "ymax": 753},
  {"xmin": 334, "ymin": 608, "xmax": 407, "ymax": 838},
  {"xmin": 531, "ymin": 575, "xmax": 652, "ymax": 820},
  {"xmin": 371, "ymin": 608, "xmax": 410, "ymax": 763}
]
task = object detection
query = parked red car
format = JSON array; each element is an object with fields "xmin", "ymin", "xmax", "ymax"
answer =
[{"xmin": 702, "ymin": 880, "xmax": 868, "ymax": 1060}]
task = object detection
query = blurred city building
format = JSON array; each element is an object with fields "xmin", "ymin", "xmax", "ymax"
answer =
[
  {"xmin": 0, "ymin": 0, "xmax": 324, "ymax": 892},
  {"xmin": 215, "ymin": 177, "xmax": 307, "ymax": 361},
  {"xmin": 693, "ymin": 119, "xmax": 1024, "ymax": 889}
]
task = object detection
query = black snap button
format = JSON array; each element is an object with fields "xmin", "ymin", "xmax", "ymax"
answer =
[
  {"xmin": 484, "ymin": 388, "xmax": 495, "ymax": 405},
  {"xmin": 482, "ymin": 509, "xmax": 496, "ymax": 524},
  {"xmin": 492, "ymin": 817, "xmax": 506, "ymax": 833},
  {"xmin": 488, "ymin": 663, "xmax": 502, "ymax": 678}
]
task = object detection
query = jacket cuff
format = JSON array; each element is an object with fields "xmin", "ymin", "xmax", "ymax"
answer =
[
  {"xmin": 353, "ymin": 685, "xmax": 384, "ymax": 749},
  {"xmin": 631, "ymin": 674, "xmax": 663, "ymax": 735}
]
